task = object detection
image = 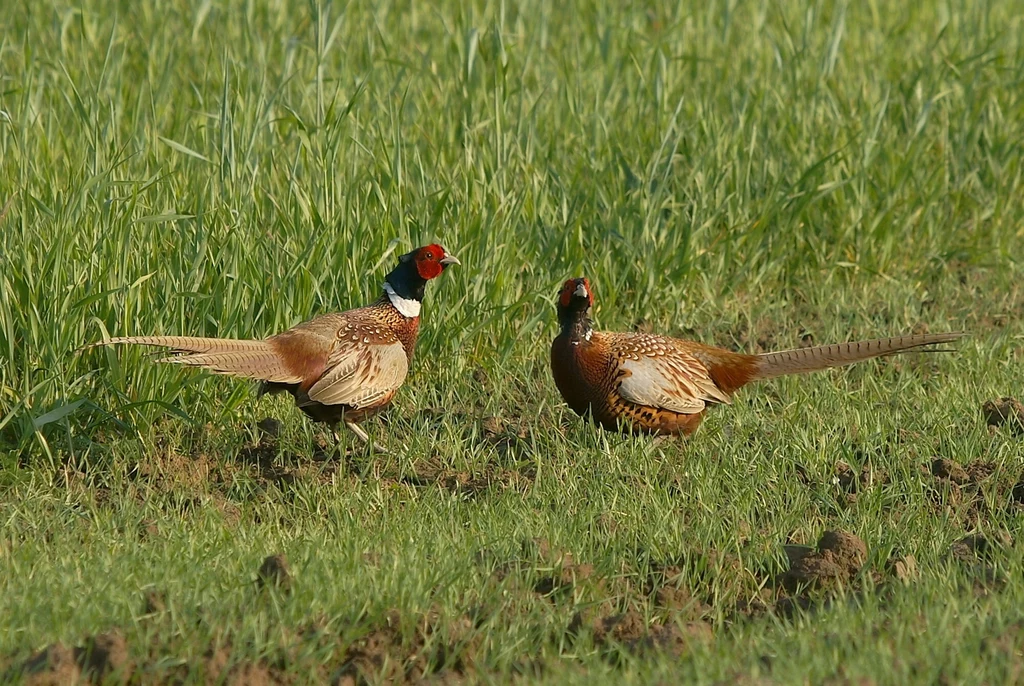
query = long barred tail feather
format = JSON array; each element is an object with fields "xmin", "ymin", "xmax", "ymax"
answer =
[
  {"xmin": 88, "ymin": 335, "xmax": 302, "ymax": 384},
  {"xmin": 752, "ymin": 332, "xmax": 966, "ymax": 381}
]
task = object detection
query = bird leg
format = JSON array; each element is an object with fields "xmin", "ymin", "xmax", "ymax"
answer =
[
  {"xmin": 649, "ymin": 433, "xmax": 672, "ymax": 460},
  {"xmin": 344, "ymin": 419, "xmax": 390, "ymax": 456},
  {"xmin": 651, "ymin": 435, "xmax": 671, "ymax": 448}
]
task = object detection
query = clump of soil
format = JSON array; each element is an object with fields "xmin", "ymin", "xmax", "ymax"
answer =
[
  {"xmin": 530, "ymin": 538, "xmax": 597, "ymax": 597},
  {"xmin": 931, "ymin": 458, "xmax": 969, "ymax": 484},
  {"xmin": 480, "ymin": 416, "xmax": 504, "ymax": 441},
  {"xmin": 16, "ymin": 643, "xmax": 80, "ymax": 686},
  {"xmin": 948, "ymin": 533, "xmax": 1012, "ymax": 594},
  {"xmin": 886, "ymin": 553, "xmax": 918, "ymax": 584},
  {"xmin": 983, "ymin": 397, "xmax": 1024, "ymax": 434},
  {"xmin": 924, "ymin": 458, "xmax": 1011, "ymax": 527},
  {"xmin": 642, "ymin": 557, "xmax": 729, "ymax": 621},
  {"xmin": 10, "ymin": 608, "xmax": 476, "ymax": 686},
  {"xmin": 256, "ymin": 417, "xmax": 283, "ymax": 439},
  {"xmin": 834, "ymin": 460, "xmax": 889, "ymax": 504},
  {"xmin": 77, "ymin": 632, "xmax": 132, "ymax": 684},
  {"xmin": 335, "ymin": 609, "xmax": 476, "ymax": 684},
  {"xmin": 769, "ymin": 531, "xmax": 869, "ymax": 618},
  {"xmin": 477, "ymin": 416, "xmax": 533, "ymax": 462},
  {"xmin": 202, "ymin": 644, "xmax": 288, "ymax": 686},
  {"xmin": 781, "ymin": 530, "xmax": 867, "ymax": 593},
  {"xmin": 949, "ymin": 532, "xmax": 1012, "ymax": 564},
  {"xmin": 400, "ymin": 457, "xmax": 534, "ymax": 500},
  {"xmin": 257, "ymin": 554, "xmax": 292, "ymax": 593},
  {"xmin": 588, "ymin": 609, "xmax": 712, "ymax": 660},
  {"xmin": 141, "ymin": 589, "xmax": 167, "ymax": 615},
  {"xmin": 14, "ymin": 631, "xmax": 132, "ymax": 685},
  {"xmin": 649, "ymin": 567, "xmax": 702, "ymax": 616}
]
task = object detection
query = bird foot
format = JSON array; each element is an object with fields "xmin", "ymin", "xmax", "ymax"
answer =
[{"xmin": 343, "ymin": 421, "xmax": 392, "ymax": 456}]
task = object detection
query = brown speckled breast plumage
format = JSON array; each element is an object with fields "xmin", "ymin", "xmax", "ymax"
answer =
[
  {"xmin": 261, "ymin": 296, "xmax": 421, "ymax": 425},
  {"xmin": 551, "ymin": 331, "xmax": 742, "ymax": 435}
]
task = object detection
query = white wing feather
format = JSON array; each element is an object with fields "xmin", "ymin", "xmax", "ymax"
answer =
[
  {"xmin": 306, "ymin": 341, "xmax": 408, "ymax": 408},
  {"xmin": 617, "ymin": 354, "xmax": 731, "ymax": 414}
]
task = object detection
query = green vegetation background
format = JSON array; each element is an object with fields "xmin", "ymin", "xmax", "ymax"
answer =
[{"xmin": 1, "ymin": 0, "xmax": 1022, "ymax": 682}]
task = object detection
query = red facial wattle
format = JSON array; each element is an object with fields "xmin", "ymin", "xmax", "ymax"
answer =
[
  {"xmin": 415, "ymin": 243, "xmax": 448, "ymax": 280},
  {"xmin": 416, "ymin": 259, "xmax": 443, "ymax": 280},
  {"xmin": 559, "ymin": 279, "xmax": 576, "ymax": 307}
]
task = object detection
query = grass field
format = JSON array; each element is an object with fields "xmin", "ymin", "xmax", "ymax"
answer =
[{"xmin": 2, "ymin": 0, "xmax": 1024, "ymax": 682}]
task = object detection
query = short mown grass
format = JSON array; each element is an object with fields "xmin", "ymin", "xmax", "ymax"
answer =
[{"xmin": 1, "ymin": 0, "xmax": 1023, "ymax": 682}]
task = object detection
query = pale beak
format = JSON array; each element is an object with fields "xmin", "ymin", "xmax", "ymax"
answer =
[
  {"xmin": 440, "ymin": 254, "xmax": 461, "ymax": 266},
  {"xmin": 573, "ymin": 283, "xmax": 588, "ymax": 298}
]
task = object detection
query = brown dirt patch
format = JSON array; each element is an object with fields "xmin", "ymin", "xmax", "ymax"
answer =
[
  {"xmin": 586, "ymin": 609, "xmax": 712, "ymax": 660},
  {"xmin": 781, "ymin": 530, "xmax": 866, "ymax": 593},
  {"xmin": 201, "ymin": 644, "xmax": 292, "ymax": 686},
  {"xmin": 947, "ymin": 533, "xmax": 1012, "ymax": 594},
  {"xmin": 477, "ymin": 415, "xmax": 535, "ymax": 464},
  {"xmin": 91, "ymin": 423, "xmax": 365, "ymax": 521},
  {"xmin": 256, "ymin": 417, "xmax": 284, "ymax": 439},
  {"xmin": 399, "ymin": 456, "xmax": 535, "ymax": 500},
  {"xmin": 16, "ymin": 643, "xmax": 81, "ymax": 686},
  {"xmin": 834, "ymin": 460, "xmax": 889, "ymax": 504},
  {"xmin": 654, "ymin": 576, "xmax": 698, "ymax": 614},
  {"xmin": 210, "ymin": 420, "xmax": 343, "ymax": 489},
  {"xmin": 257, "ymin": 554, "xmax": 292, "ymax": 593},
  {"xmin": 529, "ymin": 538, "xmax": 597, "ymax": 597},
  {"xmin": 335, "ymin": 609, "xmax": 477, "ymax": 684},
  {"xmin": 630, "ymin": 548, "xmax": 768, "ymax": 625},
  {"xmin": 966, "ymin": 462, "xmax": 998, "ymax": 482},
  {"xmin": 209, "ymin": 493, "xmax": 243, "ymax": 527},
  {"xmin": 885, "ymin": 554, "xmax": 918, "ymax": 584},
  {"xmin": 753, "ymin": 530, "xmax": 885, "ymax": 620},
  {"xmin": 233, "ymin": 440, "xmax": 298, "ymax": 486},
  {"xmin": 143, "ymin": 450, "xmax": 219, "ymax": 490},
  {"xmin": 141, "ymin": 588, "xmax": 167, "ymax": 615},
  {"xmin": 949, "ymin": 532, "xmax": 1012, "ymax": 564},
  {"xmin": 225, "ymin": 661, "xmax": 288, "ymax": 686},
  {"xmin": 983, "ymin": 397, "xmax": 1024, "ymax": 435},
  {"xmin": 7, "ymin": 607, "xmax": 477, "ymax": 686},
  {"xmin": 923, "ymin": 458, "xmax": 1016, "ymax": 527},
  {"xmin": 77, "ymin": 631, "xmax": 132, "ymax": 684},
  {"xmin": 14, "ymin": 631, "xmax": 133, "ymax": 686},
  {"xmin": 931, "ymin": 458, "xmax": 969, "ymax": 485},
  {"xmin": 642, "ymin": 562, "xmax": 715, "ymax": 621}
]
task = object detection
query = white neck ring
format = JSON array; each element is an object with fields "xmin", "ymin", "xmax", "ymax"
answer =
[{"xmin": 383, "ymin": 282, "xmax": 421, "ymax": 318}]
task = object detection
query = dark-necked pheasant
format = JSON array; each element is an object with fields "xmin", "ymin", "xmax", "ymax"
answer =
[
  {"xmin": 92, "ymin": 244, "xmax": 459, "ymax": 447},
  {"xmin": 550, "ymin": 277, "xmax": 964, "ymax": 436}
]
